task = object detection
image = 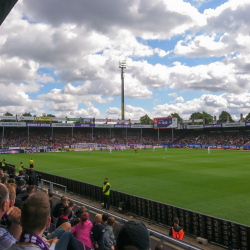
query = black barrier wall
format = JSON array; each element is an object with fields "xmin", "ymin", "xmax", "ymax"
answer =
[{"xmin": 6, "ymin": 165, "xmax": 250, "ymax": 249}]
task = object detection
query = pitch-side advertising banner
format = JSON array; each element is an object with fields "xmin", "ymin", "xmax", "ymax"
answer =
[
  {"xmin": 0, "ymin": 116, "xmax": 16, "ymax": 120},
  {"xmin": 153, "ymin": 117, "xmax": 178, "ymax": 129}
]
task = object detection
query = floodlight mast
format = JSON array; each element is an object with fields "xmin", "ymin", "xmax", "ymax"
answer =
[{"xmin": 119, "ymin": 60, "xmax": 126, "ymax": 120}]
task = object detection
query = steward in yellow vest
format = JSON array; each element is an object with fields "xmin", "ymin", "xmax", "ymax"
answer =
[
  {"xmin": 1, "ymin": 159, "xmax": 5, "ymax": 169},
  {"xmin": 29, "ymin": 158, "xmax": 34, "ymax": 168},
  {"xmin": 19, "ymin": 162, "xmax": 24, "ymax": 171},
  {"xmin": 102, "ymin": 178, "xmax": 111, "ymax": 210}
]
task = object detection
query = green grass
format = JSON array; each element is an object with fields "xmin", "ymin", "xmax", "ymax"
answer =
[{"xmin": 5, "ymin": 148, "xmax": 250, "ymax": 225}]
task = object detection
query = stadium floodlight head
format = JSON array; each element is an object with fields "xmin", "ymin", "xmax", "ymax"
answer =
[
  {"xmin": 119, "ymin": 60, "xmax": 126, "ymax": 68},
  {"xmin": 119, "ymin": 60, "xmax": 126, "ymax": 120}
]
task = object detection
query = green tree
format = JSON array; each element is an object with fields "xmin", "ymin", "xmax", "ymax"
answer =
[
  {"xmin": 46, "ymin": 114, "xmax": 56, "ymax": 117},
  {"xmin": 217, "ymin": 111, "xmax": 234, "ymax": 123},
  {"xmin": 140, "ymin": 114, "xmax": 153, "ymax": 125},
  {"xmin": 169, "ymin": 113, "xmax": 182, "ymax": 123},
  {"xmin": 189, "ymin": 111, "xmax": 213, "ymax": 124},
  {"xmin": 4, "ymin": 112, "xmax": 14, "ymax": 116},
  {"xmin": 22, "ymin": 112, "xmax": 32, "ymax": 116}
]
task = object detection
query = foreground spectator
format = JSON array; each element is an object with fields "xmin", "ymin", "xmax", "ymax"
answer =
[
  {"xmin": 0, "ymin": 183, "xmax": 22, "ymax": 249},
  {"xmin": 116, "ymin": 221, "xmax": 150, "ymax": 250},
  {"xmin": 6, "ymin": 191, "xmax": 80, "ymax": 250},
  {"xmin": 104, "ymin": 217, "xmax": 116, "ymax": 250},
  {"xmin": 16, "ymin": 170, "xmax": 28, "ymax": 183},
  {"xmin": 91, "ymin": 214, "xmax": 105, "ymax": 250},
  {"xmin": 56, "ymin": 206, "xmax": 71, "ymax": 228},
  {"xmin": 102, "ymin": 214, "xmax": 108, "ymax": 226},
  {"xmin": 68, "ymin": 200, "xmax": 75, "ymax": 220},
  {"xmin": 52, "ymin": 195, "xmax": 68, "ymax": 218},
  {"xmin": 16, "ymin": 179, "xmax": 25, "ymax": 196},
  {"xmin": 14, "ymin": 185, "xmax": 36, "ymax": 209},
  {"xmin": 169, "ymin": 218, "xmax": 184, "ymax": 241},
  {"xmin": 27, "ymin": 168, "xmax": 37, "ymax": 186},
  {"xmin": 49, "ymin": 192, "xmax": 54, "ymax": 209},
  {"xmin": 155, "ymin": 243, "xmax": 164, "ymax": 250},
  {"xmin": 74, "ymin": 206, "xmax": 86, "ymax": 218},
  {"xmin": 71, "ymin": 212, "xmax": 94, "ymax": 248}
]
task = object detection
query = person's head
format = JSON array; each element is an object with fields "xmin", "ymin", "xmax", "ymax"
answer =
[
  {"xmin": 31, "ymin": 158, "xmax": 33, "ymax": 160},
  {"xmin": 26, "ymin": 185, "xmax": 36, "ymax": 196},
  {"xmin": 104, "ymin": 178, "xmax": 108, "ymax": 184},
  {"xmin": 18, "ymin": 179, "xmax": 26, "ymax": 189},
  {"xmin": 116, "ymin": 221, "xmax": 150, "ymax": 250},
  {"xmin": 12, "ymin": 168, "xmax": 16, "ymax": 174},
  {"xmin": 72, "ymin": 217, "xmax": 80, "ymax": 226},
  {"xmin": 2, "ymin": 159, "xmax": 5, "ymax": 161},
  {"xmin": 0, "ymin": 170, "xmax": 3, "ymax": 175},
  {"xmin": 107, "ymin": 217, "xmax": 115, "ymax": 227},
  {"xmin": 102, "ymin": 213, "xmax": 109, "ymax": 223},
  {"xmin": 29, "ymin": 168, "xmax": 34, "ymax": 173},
  {"xmin": 1, "ymin": 175, "xmax": 7, "ymax": 184},
  {"xmin": 8, "ymin": 178, "xmax": 15, "ymax": 184},
  {"xmin": 95, "ymin": 214, "xmax": 102, "ymax": 224},
  {"xmin": 21, "ymin": 192, "xmax": 51, "ymax": 235},
  {"xmin": 173, "ymin": 218, "xmax": 179, "ymax": 226},
  {"xmin": 69, "ymin": 200, "xmax": 75, "ymax": 209},
  {"xmin": 79, "ymin": 205, "xmax": 86, "ymax": 212},
  {"xmin": 63, "ymin": 206, "xmax": 71, "ymax": 217},
  {"xmin": 58, "ymin": 207, "xmax": 64, "ymax": 216},
  {"xmin": 49, "ymin": 192, "xmax": 54, "ymax": 199},
  {"xmin": 20, "ymin": 162, "xmax": 22, "ymax": 165},
  {"xmin": 81, "ymin": 212, "xmax": 89, "ymax": 224},
  {"xmin": 155, "ymin": 243, "xmax": 164, "ymax": 250},
  {"xmin": 4, "ymin": 183, "xmax": 16, "ymax": 207},
  {"xmin": 0, "ymin": 183, "xmax": 10, "ymax": 216},
  {"xmin": 19, "ymin": 170, "xmax": 24, "ymax": 175},
  {"xmin": 61, "ymin": 196, "xmax": 68, "ymax": 206}
]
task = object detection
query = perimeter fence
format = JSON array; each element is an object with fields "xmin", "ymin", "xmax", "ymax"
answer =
[{"xmin": 5, "ymin": 164, "xmax": 250, "ymax": 249}]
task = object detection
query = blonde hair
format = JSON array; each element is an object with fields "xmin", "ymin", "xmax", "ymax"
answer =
[
  {"xmin": 95, "ymin": 214, "xmax": 102, "ymax": 223},
  {"xmin": 80, "ymin": 206, "xmax": 86, "ymax": 212},
  {"xmin": 5, "ymin": 183, "xmax": 16, "ymax": 200}
]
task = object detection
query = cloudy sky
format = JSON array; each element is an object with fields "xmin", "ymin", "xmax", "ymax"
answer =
[{"xmin": 1, "ymin": 0, "xmax": 250, "ymax": 120}]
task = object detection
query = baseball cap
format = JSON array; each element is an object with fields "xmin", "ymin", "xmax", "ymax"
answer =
[
  {"xmin": 116, "ymin": 221, "xmax": 150, "ymax": 250},
  {"xmin": 18, "ymin": 179, "xmax": 26, "ymax": 186}
]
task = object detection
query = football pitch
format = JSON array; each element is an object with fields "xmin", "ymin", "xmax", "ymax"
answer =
[{"xmin": 5, "ymin": 148, "xmax": 250, "ymax": 225}]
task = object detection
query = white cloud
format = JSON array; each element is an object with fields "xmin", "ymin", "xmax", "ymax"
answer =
[
  {"xmin": 174, "ymin": 96, "xmax": 185, "ymax": 103},
  {"xmin": 168, "ymin": 93, "xmax": 178, "ymax": 97}
]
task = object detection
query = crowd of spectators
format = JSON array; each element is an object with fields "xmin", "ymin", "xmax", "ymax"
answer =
[{"xmin": 1, "ymin": 127, "xmax": 249, "ymax": 148}]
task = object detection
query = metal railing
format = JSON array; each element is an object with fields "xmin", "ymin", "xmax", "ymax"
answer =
[{"xmin": 41, "ymin": 179, "xmax": 67, "ymax": 196}]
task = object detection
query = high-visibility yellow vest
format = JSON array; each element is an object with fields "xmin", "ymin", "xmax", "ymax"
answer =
[
  {"xmin": 19, "ymin": 164, "xmax": 23, "ymax": 171},
  {"xmin": 29, "ymin": 160, "xmax": 34, "ymax": 165},
  {"xmin": 103, "ymin": 182, "xmax": 111, "ymax": 195},
  {"xmin": 2, "ymin": 161, "xmax": 5, "ymax": 167}
]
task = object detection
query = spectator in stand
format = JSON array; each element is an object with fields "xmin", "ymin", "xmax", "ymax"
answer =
[
  {"xmin": 0, "ymin": 183, "xmax": 22, "ymax": 249},
  {"xmin": 91, "ymin": 214, "xmax": 105, "ymax": 250},
  {"xmin": 48, "ymin": 192, "xmax": 54, "ymax": 209},
  {"xmin": 9, "ymin": 169, "xmax": 17, "ymax": 179},
  {"xmin": 104, "ymin": 217, "xmax": 116, "ymax": 250},
  {"xmin": 68, "ymin": 200, "xmax": 75, "ymax": 220},
  {"xmin": 71, "ymin": 212, "xmax": 94, "ymax": 249},
  {"xmin": 6, "ymin": 191, "xmax": 80, "ymax": 250},
  {"xmin": 1, "ymin": 175, "xmax": 7, "ymax": 184},
  {"xmin": 169, "ymin": 218, "xmax": 184, "ymax": 241},
  {"xmin": 56, "ymin": 206, "xmax": 71, "ymax": 228},
  {"xmin": 155, "ymin": 243, "xmax": 164, "ymax": 250},
  {"xmin": 102, "ymin": 214, "xmax": 108, "ymax": 226},
  {"xmin": 74, "ymin": 206, "xmax": 86, "ymax": 219},
  {"xmin": 115, "ymin": 221, "xmax": 150, "ymax": 250},
  {"xmin": 14, "ymin": 185, "xmax": 36, "ymax": 209},
  {"xmin": 16, "ymin": 170, "xmax": 28, "ymax": 184},
  {"xmin": 52, "ymin": 196, "xmax": 68, "ymax": 218},
  {"xmin": 15, "ymin": 179, "xmax": 25, "ymax": 196},
  {"xmin": 27, "ymin": 168, "xmax": 38, "ymax": 186},
  {"xmin": 8, "ymin": 179, "xmax": 15, "ymax": 184}
]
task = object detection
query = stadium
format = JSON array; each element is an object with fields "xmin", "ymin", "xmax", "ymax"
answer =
[{"xmin": 1, "ymin": 1, "xmax": 250, "ymax": 250}]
